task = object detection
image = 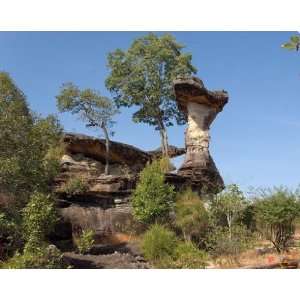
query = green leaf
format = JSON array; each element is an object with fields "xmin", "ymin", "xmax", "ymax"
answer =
[
  {"xmin": 281, "ymin": 42, "xmax": 296, "ymax": 50},
  {"xmin": 290, "ymin": 35, "xmax": 300, "ymax": 43}
]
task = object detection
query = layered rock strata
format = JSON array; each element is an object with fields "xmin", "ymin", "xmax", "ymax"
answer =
[{"xmin": 173, "ymin": 76, "xmax": 229, "ymax": 193}]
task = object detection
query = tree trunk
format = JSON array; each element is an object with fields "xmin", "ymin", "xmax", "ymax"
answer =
[
  {"xmin": 158, "ymin": 119, "xmax": 169, "ymax": 157},
  {"xmin": 101, "ymin": 125, "xmax": 110, "ymax": 175}
]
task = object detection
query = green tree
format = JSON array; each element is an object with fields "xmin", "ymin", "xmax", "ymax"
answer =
[
  {"xmin": 281, "ymin": 34, "xmax": 300, "ymax": 51},
  {"xmin": 175, "ymin": 188, "xmax": 209, "ymax": 244},
  {"xmin": 105, "ymin": 33, "xmax": 197, "ymax": 156},
  {"xmin": 211, "ymin": 184, "xmax": 246, "ymax": 240},
  {"xmin": 0, "ymin": 71, "xmax": 62, "ymax": 265},
  {"xmin": 254, "ymin": 188, "xmax": 300, "ymax": 253},
  {"xmin": 22, "ymin": 192, "xmax": 58, "ymax": 250},
  {"xmin": 0, "ymin": 71, "xmax": 62, "ymax": 201},
  {"xmin": 132, "ymin": 159, "xmax": 176, "ymax": 225},
  {"xmin": 56, "ymin": 83, "xmax": 118, "ymax": 175}
]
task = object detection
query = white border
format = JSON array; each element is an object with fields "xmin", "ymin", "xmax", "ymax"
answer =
[{"xmin": 0, "ymin": 0, "xmax": 299, "ymax": 30}]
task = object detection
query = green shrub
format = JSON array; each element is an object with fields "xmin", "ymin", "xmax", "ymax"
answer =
[
  {"xmin": 206, "ymin": 225, "xmax": 252, "ymax": 257},
  {"xmin": 142, "ymin": 224, "xmax": 177, "ymax": 262},
  {"xmin": 132, "ymin": 159, "xmax": 176, "ymax": 225},
  {"xmin": 171, "ymin": 241, "xmax": 208, "ymax": 269},
  {"xmin": 210, "ymin": 184, "xmax": 246, "ymax": 238},
  {"xmin": 1, "ymin": 244, "xmax": 65, "ymax": 269},
  {"xmin": 22, "ymin": 192, "xmax": 58, "ymax": 249},
  {"xmin": 74, "ymin": 229, "xmax": 95, "ymax": 254},
  {"xmin": 175, "ymin": 188, "xmax": 209, "ymax": 245},
  {"xmin": 59, "ymin": 177, "xmax": 89, "ymax": 197},
  {"xmin": 0, "ymin": 212, "xmax": 23, "ymax": 260},
  {"xmin": 254, "ymin": 187, "xmax": 300, "ymax": 252}
]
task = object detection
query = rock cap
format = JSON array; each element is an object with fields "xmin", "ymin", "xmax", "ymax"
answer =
[{"xmin": 173, "ymin": 76, "xmax": 229, "ymax": 114}]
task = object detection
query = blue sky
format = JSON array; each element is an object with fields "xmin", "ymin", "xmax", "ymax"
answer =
[{"xmin": 0, "ymin": 31, "xmax": 299, "ymax": 190}]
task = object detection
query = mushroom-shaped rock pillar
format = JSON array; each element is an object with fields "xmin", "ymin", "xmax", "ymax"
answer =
[{"xmin": 173, "ymin": 77, "xmax": 229, "ymax": 194}]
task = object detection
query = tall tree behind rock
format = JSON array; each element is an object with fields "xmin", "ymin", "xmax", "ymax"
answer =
[
  {"xmin": 56, "ymin": 83, "xmax": 118, "ymax": 175},
  {"xmin": 105, "ymin": 33, "xmax": 197, "ymax": 156}
]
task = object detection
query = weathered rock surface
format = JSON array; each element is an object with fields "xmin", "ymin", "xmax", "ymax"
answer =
[
  {"xmin": 54, "ymin": 133, "xmax": 185, "ymax": 244},
  {"xmin": 63, "ymin": 133, "xmax": 185, "ymax": 174},
  {"xmin": 62, "ymin": 251, "xmax": 149, "ymax": 269},
  {"xmin": 173, "ymin": 76, "xmax": 229, "ymax": 193}
]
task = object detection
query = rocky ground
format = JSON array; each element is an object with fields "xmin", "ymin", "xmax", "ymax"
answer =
[{"xmin": 62, "ymin": 241, "xmax": 150, "ymax": 269}]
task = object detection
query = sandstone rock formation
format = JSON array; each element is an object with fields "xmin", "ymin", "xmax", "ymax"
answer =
[
  {"xmin": 53, "ymin": 133, "xmax": 185, "ymax": 244},
  {"xmin": 173, "ymin": 76, "xmax": 229, "ymax": 193}
]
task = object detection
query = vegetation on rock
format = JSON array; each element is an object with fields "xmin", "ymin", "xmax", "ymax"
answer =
[
  {"xmin": 74, "ymin": 229, "xmax": 95, "ymax": 254},
  {"xmin": 59, "ymin": 176, "xmax": 89, "ymax": 197}
]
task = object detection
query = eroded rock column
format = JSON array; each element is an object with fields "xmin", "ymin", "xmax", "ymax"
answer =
[{"xmin": 173, "ymin": 77, "xmax": 229, "ymax": 194}]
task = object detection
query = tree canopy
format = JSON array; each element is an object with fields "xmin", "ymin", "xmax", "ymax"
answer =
[
  {"xmin": 0, "ymin": 72, "xmax": 62, "ymax": 202},
  {"xmin": 105, "ymin": 33, "xmax": 197, "ymax": 155},
  {"xmin": 281, "ymin": 34, "xmax": 300, "ymax": 51},
  {"xmin": 56, "ymin": 83, "xmax": 118, "ymax": 174}
]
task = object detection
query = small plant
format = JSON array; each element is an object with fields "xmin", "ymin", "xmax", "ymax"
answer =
[
  {"xmin": 74, "ymin": 229, "xmax": 95, "ymax": 254},
  {"xmin": 175, "ymin": 188, "xmax": 209, "ymax": 244},
  {"xmin": 171, "ymin": 241, "xmax": 208, "ymax": 269},
  {"xmin": 254, "ymin": 188, "xmax": 300, "ymax": 253},
  {"xmin": 142, "ymin": 224, "xmax": 177, "ymax": 262},
  {"xmin": 60, "ymin": 177, "xmax": 89, "ymax": 197},
  {"xmin": 132, "ymin": 159, "xmax": 176, "ymax": 225}
]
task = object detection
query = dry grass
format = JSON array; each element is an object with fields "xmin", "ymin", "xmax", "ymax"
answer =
[{"xmin": 209, "ymin": 228, "xmax": 300, "ymax": 268}]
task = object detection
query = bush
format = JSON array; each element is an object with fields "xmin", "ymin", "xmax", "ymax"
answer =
[
  {"xmin": 206, "ymin": 225, "xmax": 252, "ymax": 257},
  {"xmin": 171, "ymin": 241, "xmax": 208, "ymax": 269},
  {"xmin": 22, "ymin": 192, "xmax": 58, "ymax": 249},
  {"xmin": 175, "ymin": 188, "xmax": 209, "ymax": 245},
  {"xmin": 0, "ymin": 212, "xmax": 23, "ymax": 260},
  {"xmin": 59, "ymin": 177, "xmax": 89, "ymax": 197},
  {"xmin": 210, "ymin": 184, "xmax": 246, "ymax": 234},
  {"xmin": 254, "ymin": 188, "xmax": 300, "ymax": 252},
  {"xmin": 142, "ymin": 224, "xmax": 177, "ymax": 262},
  {"xmin": 132, "ymin": 159, "xmax": 176, "ymax": 225},
  {"xmin": 1, "ymin": 244, "xmax": 65, "ymax": 269},
  {"xmin": 74, "ymin": 229, "xmax": 95, "ymax": 254}
]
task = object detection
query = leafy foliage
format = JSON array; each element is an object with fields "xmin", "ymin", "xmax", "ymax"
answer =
[
  {"xmin": 59, "ymin": 176, "xmax": 89, "ymax": 197},
  {"xmin": 106, "ymin": 33, "xmax": 197, "ymax": 155},
  {"xmin": 0, "ymin": 72, "xmax": 62, "ymax": 200},
  {"xmin": 142, "ymin": 224, "xmax": 177, "ymax": 262},
  {"xmin": 171, "ymin": 241, "xmax": 208, "ymax": 269},
  {"xmin": 22, "ymin": 192, "xmax": 58, "ymax": 249},
  {"xmin": 56, "ymin": 83, "xmax": 118, "ymax": 174},
  {"xmin": 132, "ymin": 159, "xmax": 176, "ymax": 224},
  {"xmin": 210, "ymin": 184, "xmax": 246, "ymax": 239},
  {"xmin": 281, "ymin": 35, "xmax": 300, "ymax": 51},
  {"xmin": 74, "ymin": 229, "xmax": 95, "ymax": 254},
  {"xmin": 175, "ymin": 188, "xmax": 209, "ymax": 245},
  {"xmin": 254, "ymin": 187, "xmax": 300, "ymax": 252},
  {"xmin": 1, "ymin": 244, "xmax": 65, "ymax": 269},
  {"xmin": 206, "ymin": 225, "xmax": 253, "ymax": 257},
  {"xmin": 0, "ymin": 212, "xmax": 23, "ymax": 260}
]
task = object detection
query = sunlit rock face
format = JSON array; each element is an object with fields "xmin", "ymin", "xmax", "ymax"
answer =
[
  {"xmin": 53, "ymin": 133, "xmax": 185, "ymax": 243},
  {"xmin": 173, "ymin": 76, "xmax": 229, "ymax": 194}
]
